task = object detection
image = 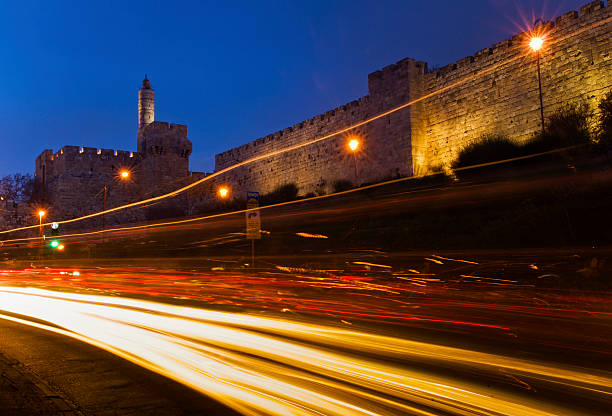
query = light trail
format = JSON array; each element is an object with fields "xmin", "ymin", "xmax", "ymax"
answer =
[
  {"xmin": 0, "ymin": 142, "xmax": 592, "ymax": 247},
  {"xmin": 1, "ymin": 13, "xmax": 609, "ymax": 237},
  {"xmin": 0, "ymin": 286, "xmax": 610, "ymax": 416}
]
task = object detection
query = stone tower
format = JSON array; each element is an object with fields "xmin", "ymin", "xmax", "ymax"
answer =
[
  {"xmin": 138, "ymin": 75, "xmax": 154, "ymax": 129},
  {"xmin": 136, "ymin": 76, "xmax": 192, "ymax": 190}
]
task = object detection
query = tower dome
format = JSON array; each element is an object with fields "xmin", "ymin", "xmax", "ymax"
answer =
[{"xmin": 142, "ymin": 74, "xmax": 151, "ymax": 89}]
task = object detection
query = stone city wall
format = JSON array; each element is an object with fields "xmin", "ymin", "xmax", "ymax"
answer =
[
  {"xmin": 214, "ymin": 0, "xmax": 611, "ymax": 195},
  {"xmin": 35, "ymin": 146, "xmax": 143, "ymax": 220},
  {"xmin": 413, "ymin": 0, "xmax": 612, "ymax": 170}
]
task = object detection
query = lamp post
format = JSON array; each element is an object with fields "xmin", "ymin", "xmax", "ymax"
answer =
[
  {"xmin": 37, "ymin": 210, "xmax": 46, "ymax": 239},
  {"xmin": 530, "ymin": 24, "xmax": 545, "ymax": 134},
  {"xmin": 348, "ymin": 137, "xmax": 360, "ymax": 184},
  {"xmin": 102, "ymin": 170, "xmax": 131, "ymax": 232}
]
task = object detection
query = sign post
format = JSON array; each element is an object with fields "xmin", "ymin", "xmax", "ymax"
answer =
[{"xmin": 246, "ymin": 191, "xmax": 261, "ymax": 268}]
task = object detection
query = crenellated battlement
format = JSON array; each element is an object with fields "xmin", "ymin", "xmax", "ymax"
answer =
[
  {"xmin": 216, "ymin": 95, "xmax": 371, "ymax": 165},
  {"xmin": 416, "ymin": 0, "xmax": 608, "ymax": 84},
  {"xmin": 32, "ymin": 76, "xmax": 194, "ymax": 221},
  {"xmin": 45, "ymin": 145, "xmax": 138, "ymax": 161},
  {"xmin": 214, "ymin": 0, "xmax": 611, "ymax": 195},
  {"xmin": 141, "ymin": 121, "xmax": 187, "ymax": 136}
]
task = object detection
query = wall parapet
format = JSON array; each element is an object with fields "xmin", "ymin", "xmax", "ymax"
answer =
[{"xmin": 215, "ymin": 94, "xmax": 370, "ymax": 164}]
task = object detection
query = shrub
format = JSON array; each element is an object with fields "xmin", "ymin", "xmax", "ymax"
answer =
[
  {"xmin": 332, "ymin": 179, "xmax": 354, "ymax": 193},
  {"xmin": 524, "ymin": 102, "xmax": 592, "ymax": 154},
  {"xmin": 597, "ymin": 90, "xmax": 612, "ymax": 145},
  {"xmin": 260, "ymin": 183, "xmax": 299, "ymax": 205},
  {"xmin": 145, "ymin": 204, "xmax": 186, "ymax": 221},
  {"xmin": 452, "ymin": 135, "xmax": 521, "ymax": 169}
]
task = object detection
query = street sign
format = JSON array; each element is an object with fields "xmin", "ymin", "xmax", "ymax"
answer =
[{"xmin": 246, "ymin": 191, "xmax": 261, "ymax": 240}]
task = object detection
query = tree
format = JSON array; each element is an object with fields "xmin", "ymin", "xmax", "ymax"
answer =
[{"xmin": 0, "ymin": 173, "xmax": 34, "ymax": 202}]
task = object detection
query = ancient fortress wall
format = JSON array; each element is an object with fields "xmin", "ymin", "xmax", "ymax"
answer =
[
  {"xmin": 414, "ymin": 0, "xmax": 612, "ymax": 171},
  {"xmin": 215, "ymin": 0, "xmax": 611, "ymax": 196},
  {"xmin": 35, "ymin": 146, "xmax": 142, "ymax": 219},
  {"xmin": 214, "ymin": 57, "xmax": 417, "ymax": 196}
]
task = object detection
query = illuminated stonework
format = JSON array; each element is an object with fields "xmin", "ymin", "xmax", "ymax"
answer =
[
  {"xmin": 216, "ymin": 0, "xmax": 611, "ymax": 195},
  {"xmin": 33, "ymin": 77, "xmax": 197, "ymax": 222}
]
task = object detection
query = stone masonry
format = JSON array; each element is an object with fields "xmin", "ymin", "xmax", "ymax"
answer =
[
  {"xmin": 33, "ymin": 78, "xmax": 197, "ymax": 222},
  {"xmin": 8, "ymin": 0, "xmax": 611, "ymax": 230},
  {"xmin": 215, "ymin": 0, "xmax": 612, "ymax": 195}
]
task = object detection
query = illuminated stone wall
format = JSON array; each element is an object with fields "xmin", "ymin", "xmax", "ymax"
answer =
[
  {"xmin": 413, "ymin": 0, "xmax": 612, "ymax": 171},
  {"xmin": 34, "ymin": 121, "xmax": 193, "ymax": 221},
  {"xmin": 215, "ymin": 0, "xmax": 611, "ymax": 195}
]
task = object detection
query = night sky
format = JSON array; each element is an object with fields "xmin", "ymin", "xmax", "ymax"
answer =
[{"xmin": 0, "ymin": 0, "xmax": 589, "ymax": 176}]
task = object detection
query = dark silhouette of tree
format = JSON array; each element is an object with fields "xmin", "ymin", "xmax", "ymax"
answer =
[{"xmin": 0, "ymin": 173, "xmax": 34, "ymax": 202}]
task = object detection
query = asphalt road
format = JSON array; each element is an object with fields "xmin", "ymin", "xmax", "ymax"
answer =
[
  {"xmin": 0, "ymin": 254, "xmax": 611, "ymax": 416},
  {"xmin": 0, "ymin": 316, "xmax": 239, "ymax": 415}
]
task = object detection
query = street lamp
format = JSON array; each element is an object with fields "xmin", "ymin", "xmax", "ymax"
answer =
[
  {"xmin": 347, "ymin": 136, "xmax": 360, "ymax": 183},
  {"xmin": 529, "ymin": 27, "xmax": 546, "ymax": 134},
  {"xmin": 102, "ymin": 169, "xmax": 131, "ymax": 231},
  {"xmin": 37, "ymin": 210, "xmax": 46, "ymax": 238},
  {"xmin": 218, "ymin": 186, "xmax": 229, "ymax": 199}
]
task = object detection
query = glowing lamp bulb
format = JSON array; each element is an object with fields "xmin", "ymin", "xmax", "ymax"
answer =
[
  {"xmin": 38, "ymin": 210, "xmax": 46, "ymax": 217},
  {"xmin": 57, "ymin": 244, "xmax": 65, "ymax": 251},
  {"xmin": 50, "ymin": 240, "xmax": 59, "ymax": 248},
  {"xmin": 218, "ymin": 187, "xmax": 229, "ymax": 198},
  {"xmin": 529, "ymin": 36, "xmax": 543, "ymax": 52},
  {"xmin": 348, "ymin": 139, "xmax": 360, "ymax": 152},
  {"xmin": 120, "ymin": 170, "xmax": 130, "ymax": 179}
]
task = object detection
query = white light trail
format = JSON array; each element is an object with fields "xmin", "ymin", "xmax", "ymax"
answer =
[{"xmin": 0, "ymin": 286, "xmax": 609, "ymax": 416}]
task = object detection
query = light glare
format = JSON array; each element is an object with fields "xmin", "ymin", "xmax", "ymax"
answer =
[
  {"xmin": 218, "ymin": 187, "xmax": 229, "ymax": 198},
  {"xmin": 529, "ymin": 36, "xmax": 543, "ymax": 52}
]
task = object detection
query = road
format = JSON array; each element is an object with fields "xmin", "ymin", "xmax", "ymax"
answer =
[{"xmin": 0, "ymin": 253, "xmax": 611, "ymax": 416}]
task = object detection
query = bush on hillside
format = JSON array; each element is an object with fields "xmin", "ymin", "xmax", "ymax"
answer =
[
  {"xmin": 597, "ymin": 90, "xmax": 612, "ymax": 145},
  {"xmin": 523, "ymin": 102, "xmax": 592, "ymax": 154},
  {"xmin": 332, "ymin": 179, "xmax": 354, "ymax": 193},
  {"xmin": 260, "ymin": 183, "xmax": 299, "ymax": 206},
  {"xmin": 452, "ymin": 135, "xmax": 521, "ymax": 169}
]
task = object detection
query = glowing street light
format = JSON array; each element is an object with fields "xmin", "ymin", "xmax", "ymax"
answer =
[
  {"xmin": 529, "ymin": 36, "xmax": 543, "ymax": 52},
  {"xmin": 120, "ymin": 170, "xmax": 130, "ymax": 179},
  {"xmin": 37, "ymin": 210, "xmax": 46, "ymax": 238},
  {"xmin": 218, "ymin": 187, "xmax": 230, "ymax": 199},
  {"xmin": 347, "ymin": 136, "xmax": 361, "ymax": 184}
]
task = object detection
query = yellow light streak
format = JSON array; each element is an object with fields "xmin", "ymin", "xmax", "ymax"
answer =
[
  {"xmin": 0, "ymin": 144, "xmax": 590, "ymax": 246},
  {"xmin": 353, "ymin": 262, "xmax": 392, "ymax": 269},
  {"xmin": 1, "ymin": 16, "xmax": 608, "ymax": 237},
  {"xmin": 0, "ymin": 287, "xmax": 608, "ymax": 415},
  {"xmin": 430, "ymin": 255, "xmax": 479, "ymax": 265},
  {"xmin": 296, "ymin": 232, "xmax": 328, "ymax": 239}
]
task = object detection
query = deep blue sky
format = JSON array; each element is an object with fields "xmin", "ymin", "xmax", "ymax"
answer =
[{"xmin": 0, "ymin": 0, "xmax": 589, "ymax": 175}]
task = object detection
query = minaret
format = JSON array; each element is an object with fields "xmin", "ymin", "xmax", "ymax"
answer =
[{"xmin": 138, "ymin": 75, "xmax": 154, "ymax": 129}]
